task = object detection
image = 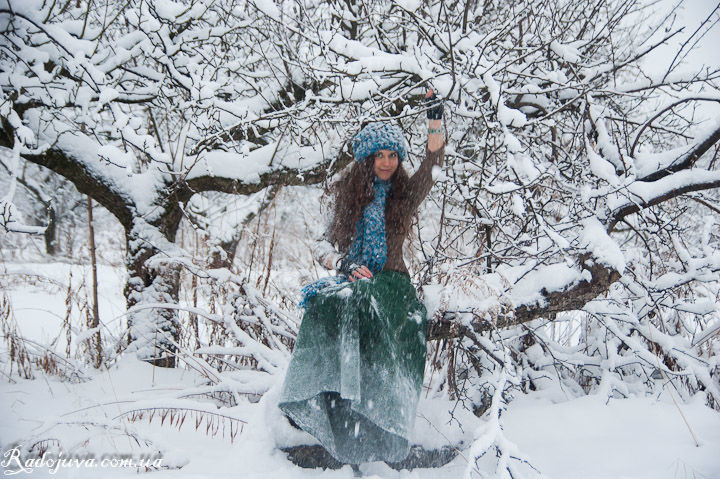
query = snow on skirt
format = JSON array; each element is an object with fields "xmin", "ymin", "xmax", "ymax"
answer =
[{"xmin": 278, "ymin": 270, "xmax": 428, "ymax": 464}]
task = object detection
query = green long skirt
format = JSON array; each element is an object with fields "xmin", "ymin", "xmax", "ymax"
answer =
[{"xmin": 278, "ymin": 270, "xmax": 428, "ymax": 464}]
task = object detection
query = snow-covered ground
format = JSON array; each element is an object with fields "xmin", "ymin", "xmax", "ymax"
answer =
[
  {"xmin": 1, "ymin": 261, "xmax": 127, "ymax": 351},
  {"xmin": 1, "ymin": 261, "xmax": 719, "ymax": 478}
]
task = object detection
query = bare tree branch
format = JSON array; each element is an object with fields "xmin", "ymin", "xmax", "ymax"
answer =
[
  {"xmin": 0, "ymin": 139, "xmax": 135, "ymax": 233},
  {"xmin": 427, "ymin": 254, "xmax": 621, "ymax": 340},
  {"xmin": 637, "ymin": 124, "xmax": 720, "ymax": 183}
]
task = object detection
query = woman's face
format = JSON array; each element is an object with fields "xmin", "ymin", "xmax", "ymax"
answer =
[{"xmin": 373, "ymin": 149, "xmax": 399, "ymax": 181}]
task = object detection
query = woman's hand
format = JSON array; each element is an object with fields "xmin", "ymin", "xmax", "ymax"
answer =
[
  {"xmin": 337, "ymin": 255, "xmax": 373, "ymax": 281},
  {"xmin": 349, "ymin": 265, "xmax": 373, "ymax": 282}
]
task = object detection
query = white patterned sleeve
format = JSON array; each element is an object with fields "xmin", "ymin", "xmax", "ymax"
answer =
[{"xmin": 311, "ymin": 200, "xmax": 343, "ymax": 270}]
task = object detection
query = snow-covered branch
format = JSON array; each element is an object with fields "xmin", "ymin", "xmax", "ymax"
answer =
[{"xmin": 608, "ymin": 168, "xmax": 720, "ymax": 233}]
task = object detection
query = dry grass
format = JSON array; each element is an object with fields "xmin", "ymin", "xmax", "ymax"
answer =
[
  {"xmin": 116, "ymin": 407, "xmax": 246, "ymax": 443},
  {"xmin": 0, "ymin": 292, "xmax": 34, "ymax": 380}
]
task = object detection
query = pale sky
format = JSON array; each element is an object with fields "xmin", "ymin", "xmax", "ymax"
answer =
[{"xmin": 643, "ymin": 0, "xmax": 720, "ymax": 121}]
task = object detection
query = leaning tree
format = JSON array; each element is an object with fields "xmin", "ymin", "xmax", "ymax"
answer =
[{"xmin": 1, "ymin": 0, "xmax": 342, "ymax": 366}]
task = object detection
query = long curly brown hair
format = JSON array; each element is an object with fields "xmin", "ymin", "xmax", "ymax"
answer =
[{"xmin": 326, "ymin": 155, "xmax": 411, "ymax": 252}]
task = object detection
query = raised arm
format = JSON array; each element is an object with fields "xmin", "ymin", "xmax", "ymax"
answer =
[{"xmin": 407, "ymin": 90, "xmax": 446, "ymax": 212}]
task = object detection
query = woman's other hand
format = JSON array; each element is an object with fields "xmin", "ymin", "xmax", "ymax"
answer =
[
  {"xmin": 349, "ymin": 265, "xmax": 373, "ymax": 282},
  {"xmin": 337, "ymin": 255, "xmax": 373, "ymax": 281}
]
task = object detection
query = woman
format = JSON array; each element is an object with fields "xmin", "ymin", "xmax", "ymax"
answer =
[{"xmin": 278, "ymin": 91, "xmax": 445, "ymax": 467}]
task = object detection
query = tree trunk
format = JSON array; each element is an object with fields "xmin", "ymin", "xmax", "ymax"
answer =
[
  {"xmin": 44, "ymin": 205, "xmax": 57, "ymax": 256},
  {"xmin": 123, "ymin": 229, "xmax": 182, "ymax": 368},
  {"xmin": 86, "ymin": 196, "xmax": 102, "ymax": 368}
]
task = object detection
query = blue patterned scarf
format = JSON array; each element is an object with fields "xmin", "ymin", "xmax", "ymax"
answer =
[{"xmin": 298, "ymin": 177, "xmax": 392, "ymax": 309}]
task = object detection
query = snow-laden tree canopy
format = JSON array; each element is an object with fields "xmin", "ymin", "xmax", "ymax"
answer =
[{"xmin": 1, "ymin": 0, "xmax": 719, "ymax": 471}]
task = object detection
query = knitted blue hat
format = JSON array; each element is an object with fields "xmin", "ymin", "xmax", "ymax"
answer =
[{"xmin": 352, "ymin": 122, "xmax": 407, "ymax": 162}]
